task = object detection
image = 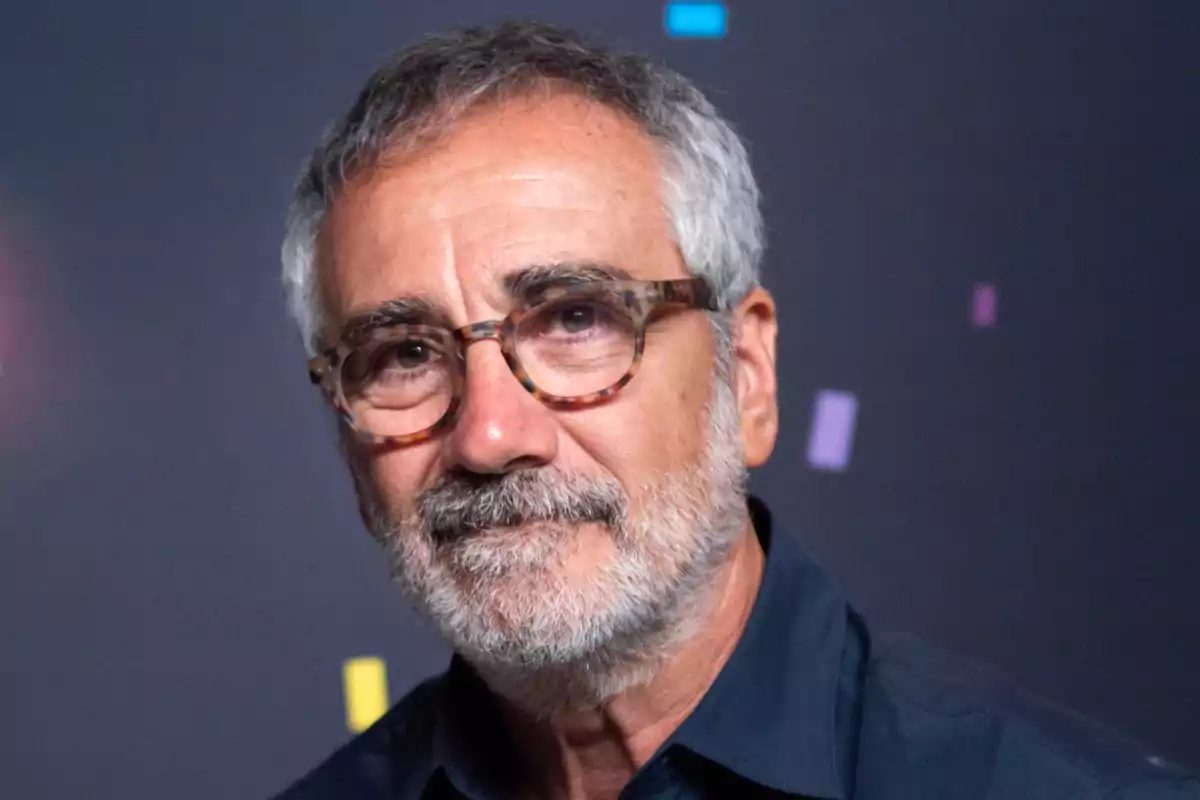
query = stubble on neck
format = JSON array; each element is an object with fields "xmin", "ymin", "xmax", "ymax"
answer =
[{"xmin": 494, "ymin": 513, "xmax": 766, "ymax": 800}]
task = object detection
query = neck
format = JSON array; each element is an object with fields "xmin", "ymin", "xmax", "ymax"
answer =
[{"xmin": 496, "ymin": 515, "xmax": 765, "ymax": 800}]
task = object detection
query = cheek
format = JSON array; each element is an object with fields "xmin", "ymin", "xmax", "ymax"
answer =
[
  {"xmin": 564, "ymin": 372, "xmax": 712, "ymax": 488},
  {"xmin": 570, "ymin": 323, "xmax": 717, "ymax": 481},
  {"xmin": 352, "ymin": 441, "xmax": 442, "ymax": 515}
]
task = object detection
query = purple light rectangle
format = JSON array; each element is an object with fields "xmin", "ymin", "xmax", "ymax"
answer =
[
  {"xmin": 807, "ymin": 390, "xmax": 858, "ymax": 471},
  {"xmin": 973, "ymin": 283, "xmax": 998, "ymax": 327}
]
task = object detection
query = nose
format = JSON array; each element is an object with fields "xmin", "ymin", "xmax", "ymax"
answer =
[{"xmin": 442, "ymin": 336, "xmax": 559, "ymax": 475}]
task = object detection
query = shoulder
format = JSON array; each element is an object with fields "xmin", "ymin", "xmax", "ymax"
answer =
[
  {"xmin": 270, "ymin": 674, "xmax": 443, "ymax": 800},
  {"xmin": 858, "ymin": 632, "xmax": 1199, "ymax": 799}
]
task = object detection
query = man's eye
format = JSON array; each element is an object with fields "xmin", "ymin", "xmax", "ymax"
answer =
[
  {"xmin": 553, "ymin": 304, "xmax": 597, "ymax": 334},
  {"xmin": 384, "ymin": 340, "xmax": 433, "ymax": 369},
  {"xmin": 345, "ymin": 339, "xmax": 441, "ymax": 384}
]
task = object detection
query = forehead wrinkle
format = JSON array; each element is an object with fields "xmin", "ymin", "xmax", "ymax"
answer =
[
  {"xmin": 434, "ymin": 216, "xmax": 470, "ymax": 322},
  {"xmin": 415, "ymin": 174, "xmax": 613, "ymax": 250}
]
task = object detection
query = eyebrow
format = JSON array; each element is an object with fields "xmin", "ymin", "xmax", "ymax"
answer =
[
  {"xmin": 337, "ymin": 261, "xmax": 634, "ymax": 344},
  {"xmin": 339, "ymin": 297, "xmax": 445, "ymax": 345},
  {"xmin": 503, "ymin": 261, "xmax": 633, "ymax": 302}
]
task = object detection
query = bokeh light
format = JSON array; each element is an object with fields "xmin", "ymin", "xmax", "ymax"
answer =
[{"xmin": 0, "ymin": 197, "xmax": 42, "ymax": 443}]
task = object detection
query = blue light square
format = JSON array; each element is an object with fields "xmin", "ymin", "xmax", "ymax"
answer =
[{"xmin": 665, "ymin": 2, "xmax": 727, "ymax": 39}]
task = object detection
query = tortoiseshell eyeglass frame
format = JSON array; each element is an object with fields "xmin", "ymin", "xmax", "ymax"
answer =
[{"xmin": 307, "ymin": 277, "xmax": 718, "ymax": 446}]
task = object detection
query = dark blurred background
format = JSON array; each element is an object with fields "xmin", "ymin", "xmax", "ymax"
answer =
[{"xmin": 1, "ymin": 1, "xmax": 1197, "ymax": 797}]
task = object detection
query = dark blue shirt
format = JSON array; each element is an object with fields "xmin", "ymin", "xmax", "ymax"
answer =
[{"xmin": 275, "ymin": 498, "xmax": 1198, "ymax": 798}]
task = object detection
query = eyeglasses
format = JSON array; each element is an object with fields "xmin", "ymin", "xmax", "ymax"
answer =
[{"xmin": 308, "ymin": 277, "xmax": 718, "ymax": 445}]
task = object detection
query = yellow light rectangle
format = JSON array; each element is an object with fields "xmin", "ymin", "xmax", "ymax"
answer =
[{"xmin": 342, "ymin": 656, "xmax": 389, "ymax": 733}]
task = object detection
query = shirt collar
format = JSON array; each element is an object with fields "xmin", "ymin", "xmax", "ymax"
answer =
[
  {"xmin": 667, "ymin": 495, "xmax": 851, "ymax": 798},
  {"xmin": 428, "ymin": 496, "xmax": 854, "ymax": 799},
  {"xmin": 431, "ymin": 656, "xmax": 521, "ymax": 798}
]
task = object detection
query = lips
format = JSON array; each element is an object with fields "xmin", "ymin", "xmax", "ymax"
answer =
[{"xmin": 431, "ymin": 514, "xmax": 565, "ymax": 544}]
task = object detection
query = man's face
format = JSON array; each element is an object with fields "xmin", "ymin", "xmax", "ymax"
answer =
[{"xmin": 316, "ymin": 93, "xmax": 757, "ymax": 687}]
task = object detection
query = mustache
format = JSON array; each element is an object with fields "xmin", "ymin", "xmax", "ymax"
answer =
[{"xmin": 416, "ymin": 468, "xmax": 627, "ymax": 543}]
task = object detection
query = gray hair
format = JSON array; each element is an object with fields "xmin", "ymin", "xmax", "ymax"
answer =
[{"xmin": 281, "ymin": 21, "xmax": 764, "ymax": 357}]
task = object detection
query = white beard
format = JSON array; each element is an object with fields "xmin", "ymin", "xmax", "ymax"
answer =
[{"xmin": 353, "ymin": 356, "xmax": 748, "ymax": 716}]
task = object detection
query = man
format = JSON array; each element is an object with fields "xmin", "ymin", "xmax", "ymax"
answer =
[{"xmin": 274, "ymin": 21, "xmax": 1196, "ymax": 800}]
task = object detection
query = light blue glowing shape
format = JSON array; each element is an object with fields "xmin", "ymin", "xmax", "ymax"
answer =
[{"xmin": 665, "ymin": 2, "xmax": 727, "ymax": 39}]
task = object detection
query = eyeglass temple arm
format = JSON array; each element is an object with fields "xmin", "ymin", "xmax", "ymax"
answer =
[
  {"xmin": 653, "ymin": 277, "xmax": 719, "ymax": 312},
  {"xmin": 308, "ymin": 352, "xmax": 336, "ymax": 386}
]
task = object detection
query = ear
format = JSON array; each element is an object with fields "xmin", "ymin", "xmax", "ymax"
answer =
[{"xmin": 732, "ymin": 287, "xmax": 779, "ymax": 468}]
